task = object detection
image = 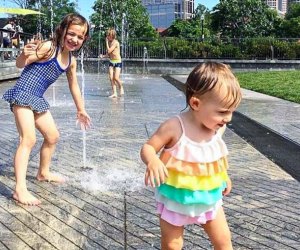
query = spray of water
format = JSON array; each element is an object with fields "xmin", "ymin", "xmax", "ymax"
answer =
[
  {"xmin": 50, "ymin": 0, "xmax": 54, "ymax": 38},
  {"xmin": 97, "ymin": 0, "xmax": 105, "ymax": 74},
  {"xmin": 49, "ymin": 0, "xmax": 56, "ymax": 106},
  {"xmin": 37, "ymin": 0, "xmax": 42, "ymax": 36},
  {"xmin": 80, "ymin": 51, "xmax": 87, "ymax": 168},
  {"xmin": 143, "ymin": 46, "xmax": 149, "ymax": 74},
  {"xmin": 79, "ymin": 164, "xmax": 144, "ymax": 194}
]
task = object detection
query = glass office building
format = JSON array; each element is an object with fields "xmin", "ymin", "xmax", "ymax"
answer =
[{"xmin": 142, "ymin": 0, "xmax": 194, "ymax": 29}]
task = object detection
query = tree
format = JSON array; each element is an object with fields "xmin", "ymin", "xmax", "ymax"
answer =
[
  {"xmin": 210, "ymin": 0, "xmax": 279, "ymax": 38},
  {"xmin": 285, "ymin": 3, "xmax": 300, "ymax": 20},
  {"xmin": 7, "ymin": 0, "xmax": 77, "ymax": 37},
  {"xmin": 90, "ymin": 0, "xmax": 157, "ymax": 41},
  {"xmin": 166, "ymin": 4, "xmax": 211, "ymax": 40},
  {"xmin": 167, "ymin": 19, "xmax": 199, "ymax": 39}
]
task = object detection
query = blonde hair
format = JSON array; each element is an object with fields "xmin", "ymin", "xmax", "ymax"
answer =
[
  {"xmin": 185, "ymin": 62, "xmax": 242, "ymax": 109},
  {"xmin": 106, "ymin": 28, "xmax": 117, "ymax": 39}
]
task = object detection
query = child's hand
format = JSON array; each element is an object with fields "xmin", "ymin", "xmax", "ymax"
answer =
[
  {"xmin": 223, "ymin": 177, "xmax": 232, "ymax": 196},
  {"xmin": 144, "ymin": 158, "xmax": 168, "ymax": 187},
  {"xmin": 23, "ymin": 42, "xmax": 38, "ymax": 56},
  {"xmin": 76, "ymin": 110, "xmax": 91, "ymax": 130}
]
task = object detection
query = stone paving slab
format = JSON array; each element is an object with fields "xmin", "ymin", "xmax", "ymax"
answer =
[{"xmin": 0, "ymin": 73, "xmax": 299, "ymax": 249}]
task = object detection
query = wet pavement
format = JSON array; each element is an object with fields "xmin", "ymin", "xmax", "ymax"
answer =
[{"xmin": 0, "ymin": 73, "xmax": 299, "ymax": 249}]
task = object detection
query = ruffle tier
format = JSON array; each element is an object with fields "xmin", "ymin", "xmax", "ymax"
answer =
[
  {"xmin": 156, "ymin": 191, "xmax": 223, "ymax": 217},
  {"xmin": 165, "ymin": 169, "xmax": 228, "ymax": 191},
  {"xmin": 157, "ymin": 201, "xmax": 221, "ymax": 226},
  {"xmin": 3, "ymin": 88, "xmax": 50, "ymax": 113},
  {"xmin": 161, "ymin": 151, "xmax": 228, "ymax": 176},
  {"xmin": 158, "ymin": 182, "xmax": 226, "ymax": 205}
]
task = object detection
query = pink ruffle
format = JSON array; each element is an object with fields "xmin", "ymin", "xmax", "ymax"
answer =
[
  {"xmin": 157, "ymin": 202, "xmax": 220, "ymax": 226},
  {"xmin": 164, "ymin": 134, "xmax": 228, "ymax": 163}
]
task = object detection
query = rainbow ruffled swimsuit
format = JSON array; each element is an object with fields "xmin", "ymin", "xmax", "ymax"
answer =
[{"xmin": 156, "ymin": 115, "xmax": 229, "ymax": 226}]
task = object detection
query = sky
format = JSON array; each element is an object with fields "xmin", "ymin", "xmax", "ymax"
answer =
[{"xmin": 1, "ymin": 0, "xmax": 220, "ymax": 20}]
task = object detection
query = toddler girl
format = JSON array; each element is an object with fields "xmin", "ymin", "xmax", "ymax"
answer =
[{"xmin": 141, "ymin": 62, "xmax": 242, "ymax": 249}]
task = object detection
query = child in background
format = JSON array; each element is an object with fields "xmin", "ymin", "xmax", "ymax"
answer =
[
  {"xmin": 100, "ymin": 28, "xmax": 124, "ymax": 98},
  {"xmin": 140, "ymin": 62, "xmax": 242, "ymax": 249},
  {"xmin": 2, "ymin": 13, "xmax": 91, "ymax": 206}
]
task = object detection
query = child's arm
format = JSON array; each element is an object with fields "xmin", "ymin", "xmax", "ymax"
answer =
[
  {"xmin": 218, "ymin": 125, "xmax": 232, "ymax": 196},
  {"xmin": 223, "ymin": 177, "xmax": 232, "ymax": 196},
  {"xmin": 16, "ymin": 40, "xmax": 52, "ymax": 68},
  {"xmin": 66, "ymin": 57, "xmax": 91, "ymax": 129},
  {"xmin": 140, "ymin": 117, "xmax": 179, "ymax": 187},
  {"xmin": 99, "ymin": 53, "xmax": 108, "ymax": 58},
  {"xmin": 106, "ymin": 39, "xmax": 118, "ymax": 54}
]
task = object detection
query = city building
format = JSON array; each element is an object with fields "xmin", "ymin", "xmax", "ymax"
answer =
[
  {"xmin": 265, "ymin": 0, "xmax": 287, "ymax": 13},
  {"xmin": 279, "ymin": 0, "xmax": 287, "ymax": 13},
  {"xmin": 141, "ymin": 0, "xmax": 194, "ymax": 29},
  {"xmin": 266, "ymin": 0, "xmax": 278, "ymax": 10},
  {"xmin": 265, "ymin": 0, "xmax": 300, "ymax": 14}
]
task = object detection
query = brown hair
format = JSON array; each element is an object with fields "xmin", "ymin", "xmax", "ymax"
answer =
[{"xmin": 185, "ymin": 62, "xmax": 242, "ymax": 109}]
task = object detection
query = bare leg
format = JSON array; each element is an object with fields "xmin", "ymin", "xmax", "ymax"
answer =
[
  {"xmin": 114, "ymin": 67, "xmax": 124, "ymax": 95},
  {"xmin": 202, "ymin": 207, "xmax": 233, "ymax": 250},
  {"xmin": 160, "ymin": 217, "xmax": 184, "ymax": 250},
  {"xmin": 34, "ymin": 111, "xmax": 64, "ymax": 183},
  {"xmin": 13, "ymin": 106, "xmax": 40, "ymax": 205},
  {"xmin": 108, "ymin": 66, "xmax": 117, "ymax": 98}
]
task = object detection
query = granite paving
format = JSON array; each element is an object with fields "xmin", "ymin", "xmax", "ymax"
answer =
[{"xmin": 0, "ymin": 72, "xmax": 299, "ymax": 250}]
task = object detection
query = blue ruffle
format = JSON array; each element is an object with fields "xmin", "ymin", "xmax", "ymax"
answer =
[{"xmin": 2, "ymin": 88, "xmax": 50, "ymax": 113}]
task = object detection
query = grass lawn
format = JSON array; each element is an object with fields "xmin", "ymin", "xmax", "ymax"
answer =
[{"xmin": 235, "ymin": 70, "xmax": 300, "ymax": 104}]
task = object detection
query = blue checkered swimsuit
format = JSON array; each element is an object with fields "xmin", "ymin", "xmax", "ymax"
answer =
[{"xmin": 2, "ymin": 47, "xmax": 71, "ymax": 113}]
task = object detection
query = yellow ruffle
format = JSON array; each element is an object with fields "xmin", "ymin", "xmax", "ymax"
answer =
[
  {"xmin": 165, "ymin": 169, "xmax": 228, "ymax": 191},
  {"xmin": 160, "ymin": 151, "xmax": 228, "ymax": 176}
]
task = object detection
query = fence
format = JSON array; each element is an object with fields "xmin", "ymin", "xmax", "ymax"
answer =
[
  {"xmin": 2, "ymin": 34, "xmax": 300, "ymax": 61},
  {"xmin": 85, "ymin": 37, "xmax": 300, "ymax": 61}
]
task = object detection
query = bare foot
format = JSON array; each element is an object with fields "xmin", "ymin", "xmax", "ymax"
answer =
[
  {"xmin": 109, "ymin": 93, "xmax": 117, "ymax": 98},
  {"xmin": 13, "ymin": 190, "xmax": 41, "ymax": 206},
  {"xmin": 36, "ymin": 173, "xmax": 65, "ymax": 183},
  {"xmin": 120, "ymin": 87, "xmax": 124, "ymax": 96}
]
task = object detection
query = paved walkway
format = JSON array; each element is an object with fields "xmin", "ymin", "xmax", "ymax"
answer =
[{"xmin": 0, "ymin": 73, "xmax": 299, "ymax": 249}]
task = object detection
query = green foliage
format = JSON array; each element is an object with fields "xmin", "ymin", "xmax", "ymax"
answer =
[
  {"xmin": 17, "ymin": 0, "xmax": 77, "ymax": 38},
  {"xmin": 279, "ymin": 17, "xmax": 300, "ymax": 38},
  {"xmin": 285, "ymin": 3, "xmax": 300, "ymax": 20},
  {"xmin": 167, "ymin": 4, "xmax": 213, "ymax": 40},
  {"xmin": 90, "ymin": 0, "xmax": 157, "ymax": 42},
  {"xmin": 243, "ymin": 37, "xmax": 274, "ymax": 59},
  {"xmin": 218, "ymin": 44, "xmax": 243, "ymax": 59},
  {"xmin": 272, "ymin": 40, "xmax": 296, "ymax": 59},
  {"xmin": 211, "ymin": 0, "xmax": 277, "ymax": 37}
]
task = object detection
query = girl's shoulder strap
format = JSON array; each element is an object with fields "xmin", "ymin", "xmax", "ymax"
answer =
[
  {"xmin": 54, "ymin": 46, "xmax": 60, "ymax": 57},
  {"xmin": 176, "ymin": 115, "xmax": 186, "ymax": 135},
  {"xmin": 67, "ymin": 51, "xmax": 72, "ymax": 68}
]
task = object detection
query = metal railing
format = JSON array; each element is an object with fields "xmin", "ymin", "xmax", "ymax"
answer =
[
  {"xmin": 0, "ymin": 28, "xmax": 32, "ymax": 62},
  {"xmin": 84, "ymin": 37, "xmax": 300, "ymax": 61},
  {"xmin": 3, "ymin": 35, "xmax": 300, "ymax": 62}
]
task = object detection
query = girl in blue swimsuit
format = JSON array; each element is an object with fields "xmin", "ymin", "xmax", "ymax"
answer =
[{"xmin": 2, "ymin": 13, "xmax": 91, "ymax": 205}]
